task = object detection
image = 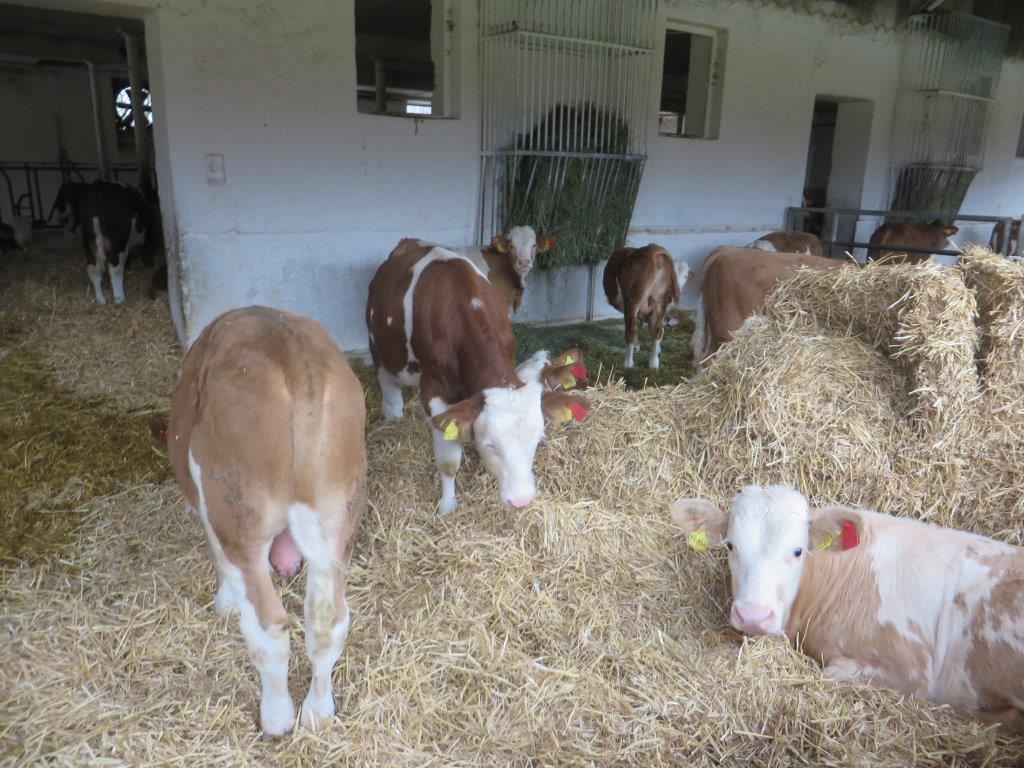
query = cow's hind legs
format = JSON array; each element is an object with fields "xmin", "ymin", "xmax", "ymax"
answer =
[
  {"xmin": 234, "ymin": 557, "xmax": 295, "ymax": 737},
  {"xmin": 109, "ymin": 251, "xmax": 127, "ymax": 304},
  {"xmin": 288, "ymin": 503, "xmax": 352, "ymax": 728},
  {"xmin": 87, "ymin": 257, "xmax": 106, "ymax": 305},
  {"xmin": 623, "ymin": 309, "xmax": 639, "ymax": 369},
  {"xmin": 648, "ymin": 305, "xmax": 666, "ymax": 370}
]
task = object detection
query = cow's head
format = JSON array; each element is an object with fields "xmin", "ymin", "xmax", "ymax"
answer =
[
  {"xmin": 669, "ymin": 485, "xmax": 864, "ymax": 636},
  {"xmin": 492, "ymin": 226, "xmax": 555, "ymax": 277},
  {"xmin": 431, "ymin": 350, "xmax": 588, "ymax": 509}
]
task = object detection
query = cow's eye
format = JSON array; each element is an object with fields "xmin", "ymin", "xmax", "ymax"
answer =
[
  {"xmin": 485, "ymin": 442, "xmax": 500, "ymax": 456},
  {"xmin": 793, "ymin": 548, "xmax": 803, "ymax": 558},
  {"xmin": 724, "ymin": 540, "xmax": 734, "ymax": 552}
]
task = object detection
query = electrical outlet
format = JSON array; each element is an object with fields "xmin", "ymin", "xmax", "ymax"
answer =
[{"xmin": 205, "ymin": 154, "xmax": 226, "ymax": 184}]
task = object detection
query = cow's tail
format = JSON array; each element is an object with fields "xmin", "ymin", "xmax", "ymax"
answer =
[
  {"xmin": 667, "ymin": 250, "xmax": 684, "ymax": 305},
  {"xmin": 692, "ymin": 294, "xmax": 708, "ymax": 380}
]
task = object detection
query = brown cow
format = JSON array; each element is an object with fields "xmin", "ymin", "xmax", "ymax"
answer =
[
  {"xmin": 602, "ymin": 244, "xmax": 685, "ymax": 369},
  {"xmin": 750, "ymin": 230, "xmax": 824, "ymax": 257},
  {"xmin": 867, "ymin": 219, "xmax": 958, "ymax": 264},
  {"xmin": 366, "ymin": 239, "xmax": 588, "ymax": 513},
  {"xmin": 693, "ymin": 246, "xmax": 842, "ymax": 375},
  {"xmin": 990, "ymin": 218, "xmax": 1020, "ymax": 257},
  {"xmin": 166, "ymin": 306, "xmax": 366, "ymax": 736}
]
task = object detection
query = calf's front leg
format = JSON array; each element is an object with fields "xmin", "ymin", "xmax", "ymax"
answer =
[{"xmin": 427, "ymin": 397, "xmax": 462, "ymax": 514}]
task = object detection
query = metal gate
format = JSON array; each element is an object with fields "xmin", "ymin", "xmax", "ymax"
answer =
[
  {"xmin": 477, "ymin": 0, "xmax": 659, "ymax": 292},
  {"xmin": 886, "ymin": 12, "xmax": 1008, "ymax": 214}
]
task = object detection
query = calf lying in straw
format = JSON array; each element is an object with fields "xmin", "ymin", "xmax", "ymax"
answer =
[
  {"xmin": 166, "ymin": 306, "xmax": 366, "ymax": 736},
  {"xmin": 671, "ymin": 485, "xmax": 1024, "ymax": 733}
]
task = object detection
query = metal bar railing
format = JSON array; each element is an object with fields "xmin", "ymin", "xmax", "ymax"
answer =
[{"xmin": 787, "ymin": 206, "xmax": 1020, "ymax": 260}]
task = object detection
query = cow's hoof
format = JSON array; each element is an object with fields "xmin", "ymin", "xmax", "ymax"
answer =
[
  {"xmin": 114, "ymin": 297, "xmax": 125, "ymax": 305},
  {"xmin": 438, "ymin": 498, "xmax": 458, "ymax": 515},
  {"xmin": 260, "ymin": 695, "xmax": 296, "ymax": 738},
  {"xmin": 213, "ymin": 585, "xmax": 238, "ymax": 616},
  {"xmin": 299, "ymin": 692, "xmax": 335, "ymax": 729},
  {"xmin": 648, "ymin": 359, "xmax": 660, "ymax": 370}
]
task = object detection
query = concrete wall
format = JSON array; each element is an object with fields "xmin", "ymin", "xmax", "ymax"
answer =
[{"xmin": 139, "ymin": 0, "xmax": 481, "ymax": 349}]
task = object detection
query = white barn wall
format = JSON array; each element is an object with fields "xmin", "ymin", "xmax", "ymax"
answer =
[
  {"xmin": 13, "ymin": 0, "xmax": 1024, "ymax": 350},
  {"xmin": 140, "ymin": 0, "xmax": 482, "ymax": 349}
]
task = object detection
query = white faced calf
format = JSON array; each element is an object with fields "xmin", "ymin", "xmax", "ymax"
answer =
[{"xmin": 670, "ymin": 485, "xmax": 1024, "ymax": 732}]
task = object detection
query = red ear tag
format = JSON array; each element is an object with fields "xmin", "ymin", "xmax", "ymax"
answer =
[
  {"xmin": 571, "ymin": 364, "xmax": 587, "ymax": 380},
  {"xmin": 568, "ymin": 402, "xmax": 588, "ymax": 422},
  {"xmin": 841, "ymin": 520, "xmax": 859, "ymax": 550}
]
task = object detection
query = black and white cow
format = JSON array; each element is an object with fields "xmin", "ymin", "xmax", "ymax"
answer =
[{"xmin": 78, "ymin": 181, "xmax": 156, "ymax": 304}]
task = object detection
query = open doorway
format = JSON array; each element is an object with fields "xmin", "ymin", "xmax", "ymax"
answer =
[{"xmin": 801, "ymin": 96, "xmax": 873, "ymax": 256}]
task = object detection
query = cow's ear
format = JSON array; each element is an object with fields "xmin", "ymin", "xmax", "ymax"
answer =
[
  {"xmin": 668, "ymin": 498, "xmax": 727, "ymax": 547},
  {"xmin": 809, "ymin": 505, "xmax": 864, "ymax": 553},
  {"xmin": 491, "ymin": 234, "xmax": 510, "ymax": 253},
  {"xmin": 542, "ymin": 362, "xmax": 589, "ymax": 392},
  {"xmin": 431, "ymin": 394, "xmax": 485, "ymax": 441},
  {"xmin": 537, "ymin": 234, "xmax": 556, "ymax": 253},
  {"xmin": 945, "ymin": 225, "xmax": 959, "ymax": 236},
  {"xmin": 541, "ymin": 390, "xmax": 589, "ymax": 424}
]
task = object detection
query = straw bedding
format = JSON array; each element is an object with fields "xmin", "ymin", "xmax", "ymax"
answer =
[{"xmin": 2, "ymin": 245, "xmax": 1024, "ymax": 766}]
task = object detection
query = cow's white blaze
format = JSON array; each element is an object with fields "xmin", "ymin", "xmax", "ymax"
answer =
[
  {"xmin": 725, "ymin": 485, "xmax": 811, "ymax": 635},
  {"xmin": 474, "ymin": 382, "xmax": 545, "ymax": 508},
  {"xmin": 507, "ymin": 225, "xmax": 538, "ymax": 276}
]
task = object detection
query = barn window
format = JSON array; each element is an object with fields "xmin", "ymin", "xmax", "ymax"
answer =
[
  {"xmin": 658, "ymin": 22, "xmax": 724, "ymax": 140},
  {"xmin": 113, "ymin": 81, "xmax": 153, "ymax": 132},
  {"xmin": 354, "ymin": 0, "xmax": 458, "ymax": 118}
]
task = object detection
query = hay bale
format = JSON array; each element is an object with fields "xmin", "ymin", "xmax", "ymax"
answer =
[
  {"xmin": 961, "ymin": 246, "xmax": 1024, "ymax": 405},
  {"xmin": 765, "ymin": 261, "xmax": 978, "ymax": 432}
]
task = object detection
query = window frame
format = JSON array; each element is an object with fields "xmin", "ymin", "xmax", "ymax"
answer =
[
  {"xmin": 657, "ymin": 19, "xmax": 726, "ymax": 141},
  {"xmin": 354, "ymin": 0, "xmax": 460, "ymax": 120}
]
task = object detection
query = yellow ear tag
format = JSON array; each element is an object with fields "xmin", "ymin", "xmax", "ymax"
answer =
[
  {"xmin": 443, "ymin": 421, "xmax": 459, "ymax": 441},
  {"xmin": 565, "ymin": 355, "xmax": 575, "ymax": 364},
  {"xmin": 556, "ymin": 406, "xmax": 573, "ymax": 423},
  {"xmin": 563, "ymin": 375, "xmax": 576, "ymax": 390},
  {"xmin": 686, "ymin": 529, "xmax": 710, "ymax": 553},
  {"xmin": 816, "ymin": 531, "xmax": 838, "ymax": 551}
]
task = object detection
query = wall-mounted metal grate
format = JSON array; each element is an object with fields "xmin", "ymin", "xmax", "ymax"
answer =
[
  {"xmin": 478, "ymin": 0, "xmax": 659, "ymax": 276},
  {"xmin": 886, "ymin": 12, "xmax": 1009, "ymax": 216}
]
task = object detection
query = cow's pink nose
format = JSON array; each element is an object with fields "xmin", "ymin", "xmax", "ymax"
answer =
[
  {"xmin": 505, "ymin": 495, "xmax": 533, "ymax": 509},
  {"xmin": 731, "ymin": 603, "xmax": 776, "ymax": 635}
]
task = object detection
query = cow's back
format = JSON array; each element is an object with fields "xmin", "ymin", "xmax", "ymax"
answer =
[
  {"xmin": 366, "ymin": 241, "xmax": 508, "ymax": 380},
  {"xmin": 701, "ymin": 246, "xmax": 839, "ymax": 355},
  {"xmin": 868, "ymin": 223, "xmax": 944, "ymax": 264},
  {"xmin": 169, "ymin": 306, "xmax": 365, "ymax": 514},
  {"xmin": 605, "ymin": 245, "xmax": 677, "ymax": 313},
  {"xmin": 756, "ymin": 231, "xmax": 823, "ymax": 257}
]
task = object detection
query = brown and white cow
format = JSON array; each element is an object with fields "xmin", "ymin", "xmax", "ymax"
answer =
[
  {"xmin": 78, "ymin": 180, "xmax": 156, "ymax": 304},
  {"xmin": 990, "ymin": 218, "xmax": 1021, "ymax": 257},
  {"xmin": 602, "ymin": 243, "xmax": 686, "ymax": 369},
  {"xmin": 366, "ymin": 239, "xmax": 588, "ymax": 513},
  {"xmin": 670, "ymin": 485, "xmax": 1024, "ymax": 733},
  {"xmin": 456, "ymin": 226, "xmax": 555, "ymax": 316},
  {"xmin": 750, "ymin": 230, "xmax": 824, "ymax": 257},
  {"xmin": 693, "ymin": 246, "xmax": 842, "ymax": 375},
  {"xmin": 866, "ymin": 219, "xmax": 958, "ymax": 264},
  {"xmin": 167, "ymin": 306, "xmax": 366, "ymax": 736}
]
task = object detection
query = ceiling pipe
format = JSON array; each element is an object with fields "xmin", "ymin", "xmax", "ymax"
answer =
[
  {"xmin": 31, "ymin": 56, "xmax": 109, "ymax": 179},
  {"xmin": 118, "ymin": 29, "xmax": 150, "ymax": 189}
]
